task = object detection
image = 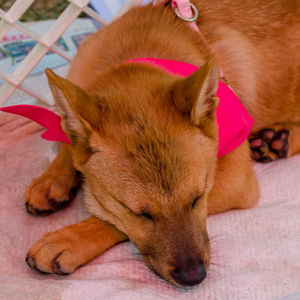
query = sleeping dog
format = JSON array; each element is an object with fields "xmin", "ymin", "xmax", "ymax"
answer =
[{"xmin": 25, "ymin": 0, "xmax": 300, "ymax": 286}]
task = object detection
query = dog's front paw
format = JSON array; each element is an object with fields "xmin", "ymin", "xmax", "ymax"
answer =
[
  {"xmin": 25, "ymin": 166, "xmax": 81, "ymax": 216},
  {"xmin": 26, "ymin": 217, "xmax": 128, "ymax": 276},
  {"xmin": 26, "ymin": 231, "xmax": 81, "ymax": 275},
  {"xmin": 249, "ymin": 128, "xmax": 289, "ymax": 163}
]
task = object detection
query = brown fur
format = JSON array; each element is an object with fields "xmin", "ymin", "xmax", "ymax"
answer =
[{"xmin": 25, "ymin": 0, "xmax": 300, "ymax": 286}]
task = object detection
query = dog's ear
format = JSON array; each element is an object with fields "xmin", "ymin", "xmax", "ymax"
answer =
[
  {"xmin": 171, "ymin": 58, "xmax": 219, "ymax": 138},
  {"xmin": 46, "ymin": 69, "xmax": 103, "ymax": 140}
]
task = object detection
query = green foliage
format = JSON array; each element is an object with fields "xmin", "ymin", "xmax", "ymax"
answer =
[{"xmin": 0, "ymin": 0, "xmax": 86, "ymax": 21}]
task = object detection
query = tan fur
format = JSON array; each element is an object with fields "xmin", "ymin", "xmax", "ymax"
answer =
[
  {"xmin": 25, "ymin": 0, "xmax": 299, "ymax": 286},
  {"xmin": 26, "ymin": 217, "xmax": 127, "ymax": 274}
]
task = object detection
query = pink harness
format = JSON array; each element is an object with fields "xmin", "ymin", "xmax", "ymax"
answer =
[
  {"xmin": 128, "ymin": 58, "xmax": 253, "ymax": 157},
  {"xmin": 0, "ymin": 1, "xmax": 253, "ymax": 157}
]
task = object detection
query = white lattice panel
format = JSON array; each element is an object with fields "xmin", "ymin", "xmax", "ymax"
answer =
[{"xmin": 0, "ymin": 0, "xmax": 143, "ymax": 107}]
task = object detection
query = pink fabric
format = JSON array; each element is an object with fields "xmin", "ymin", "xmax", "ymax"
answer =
[
  {"xmin": 129, "ymin": 58, "xmax": 253, "ymax": 157},
  {"xmin": 0, "ymin": 112, "xmax": 299, "ymax": 299}
]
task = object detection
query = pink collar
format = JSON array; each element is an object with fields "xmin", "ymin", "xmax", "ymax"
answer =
[
  {"xmin": 171, "ymin": 0, "xmax": 199, "ymax": 32},
  {"xmin": 0, "ymin": 58, "xmax": 253, "ymax": 158}
]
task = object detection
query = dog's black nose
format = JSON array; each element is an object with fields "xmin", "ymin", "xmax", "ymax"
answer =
[{"xmin": 170, "ymin": 262, "xmax": 207, "ymax": 286}]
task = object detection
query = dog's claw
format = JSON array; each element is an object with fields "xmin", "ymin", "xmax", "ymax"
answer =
[
  {"xmin": 48, "ymin": 198, "xmax": 71, "ymax": 210},
  {"xmin": 25, "ymin": 254, "xmax": 35, "ymax": 268},
  {"xmin": 25, "ymin": 202, "xmax": 54, "ymax": 216},
  {"xmin": 26, "ymin": 249, "xmax": 68, "ymax": 275},
  {"xmin": 257, "ymin": 156, "xmax": 273, "ymax": 163},
  {"xmin": 53, "ymin": 260, "xmax": 70, "ymax": 276},
  {"xmin": 26, "ymin": 254, "xmax": 50, "ymax": 274}
]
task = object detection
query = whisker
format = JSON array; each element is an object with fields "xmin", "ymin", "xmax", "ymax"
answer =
[
  {"xmin": 106, "ymin": 249, "xmax": 149, "ymax": 264},
  {"xmin": 207, "ymin": 232, "xmax": 228, "ymax": 281},
  {"xmin": 209, "ymin": 232, "xmax": 233, "ymax": 243}
]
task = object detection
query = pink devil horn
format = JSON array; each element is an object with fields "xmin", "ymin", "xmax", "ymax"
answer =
[{"xmin": 0, "ymin": 104, "xmax": 70, "ymax": 144}]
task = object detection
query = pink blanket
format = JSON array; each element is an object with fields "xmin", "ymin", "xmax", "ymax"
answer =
[{"xmin": 0, "ymin": 113, "xmax": 299, "ymax": 300}]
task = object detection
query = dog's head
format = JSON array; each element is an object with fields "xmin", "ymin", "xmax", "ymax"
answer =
[{"xmin": 46, "ymin": 58, "xmax": 219, "ymax": 286}]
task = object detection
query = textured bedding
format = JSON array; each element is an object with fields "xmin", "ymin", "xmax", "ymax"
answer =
[{"xmin": 0, "ymin": 112, "xmax": 299, "ymax": 300}]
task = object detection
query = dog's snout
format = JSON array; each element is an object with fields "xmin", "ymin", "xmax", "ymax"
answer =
[{"xmin": 170, "ymin": 260, "xmax": 207, "ymax": 286}]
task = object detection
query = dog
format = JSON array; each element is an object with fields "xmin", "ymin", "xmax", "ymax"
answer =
[{"xmin": 24, "ymin": 0, "xmax": 300, "ymax": 287}]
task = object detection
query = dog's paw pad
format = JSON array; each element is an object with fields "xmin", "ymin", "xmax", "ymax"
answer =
[
  {"xmin": 249, "ymin": 137, "xmax": 268, "ymax": 160},
  {"xmin": 249, "ymin": 137, "xmax": 266, "ymax": 149},
  {"xmin": 269, "ymin": 130, "xmax": 289, "ymax": 158},
  {"xmin": 259, "ymin": 128, "xmax": 276, "ymax": 143},
  {"xmin": 250, "ymin": 128, "xmax": 290, "ymax": 163}
]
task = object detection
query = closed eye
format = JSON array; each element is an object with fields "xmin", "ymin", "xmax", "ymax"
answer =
[
  {"xmin": 192, "ymin": 195, "xmax": 202, "ymax": 208},
  {"xmin": 138, "ymin": 212, "xmax": 154, "ymax": 221}
]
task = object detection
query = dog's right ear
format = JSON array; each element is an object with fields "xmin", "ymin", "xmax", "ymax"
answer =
[
  {"xmin": 171, "ymin": 58, "xmax": 219, "ymax": 138},
  {"xmin": 46, "ymin": 69, "xmax": 104, "ymax": 141}
]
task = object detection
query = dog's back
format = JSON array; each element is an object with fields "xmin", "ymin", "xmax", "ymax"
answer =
[
  {"xmin": 194, "ymin": 0, "xmax": 300, "ymax": 129},
  {"xmin": 69, "ymin": 0, "xmax": 300, "ymax": 131}
]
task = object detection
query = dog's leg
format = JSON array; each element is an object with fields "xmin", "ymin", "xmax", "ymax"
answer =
[
  {"xmin": 26, "ymin": 216, "xmax": 128, "ymax": 274},
  {"xmin": 25, "ymin": 143, "xmax": 81, "ymax": 216},
  {"xmin": 249, "ymin": 123, "xmax": 300, "ymax": 163},
  {"xmin": 207, "ymin": 141, "xmax": 259, "ymax": 214}
]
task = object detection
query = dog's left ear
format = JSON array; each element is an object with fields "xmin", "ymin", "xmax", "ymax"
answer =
[
  {"xmin": 171, "ymin": 58, "xmax": 219, "ymax": 138},
  {"xmin": 45, "ymin": 68, "xmax": 106, "ymax": 142}
]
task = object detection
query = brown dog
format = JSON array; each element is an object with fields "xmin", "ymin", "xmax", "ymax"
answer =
[{"xmin": 25, "ymin": 1, "xmax": 300, "ymax": 286}]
